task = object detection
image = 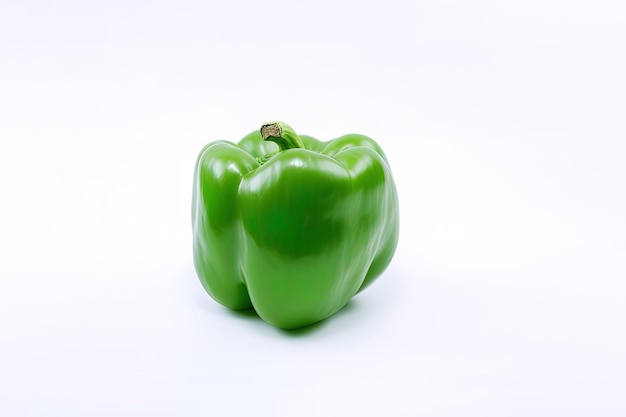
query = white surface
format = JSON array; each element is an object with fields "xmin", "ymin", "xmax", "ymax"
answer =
[{"xmin": 1, "ymin": 1, "xmax": 625, "ymax": 415}]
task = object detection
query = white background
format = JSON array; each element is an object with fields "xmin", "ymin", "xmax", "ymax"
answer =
[{"xmin": 1, "ymin": 1, "xmax": 625, "ymax": 415}]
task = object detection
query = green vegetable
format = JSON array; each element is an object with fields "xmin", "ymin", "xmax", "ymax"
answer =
[{"xmin": 192, "ymin": 121, "xmax": 399, "ymax": 329}]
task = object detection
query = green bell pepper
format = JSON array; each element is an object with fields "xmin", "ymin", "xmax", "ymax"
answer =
[{"xmin": 192, "ymin": 121, "xmax": 399, "ymax": 329}]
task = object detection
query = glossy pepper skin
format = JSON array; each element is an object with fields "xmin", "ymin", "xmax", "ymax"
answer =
[{"xmin": 192, "ymin": 121, "xmax": 399, "ymax": 329}]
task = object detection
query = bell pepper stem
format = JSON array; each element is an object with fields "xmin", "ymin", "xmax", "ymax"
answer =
[{"xmin": 260, "ymin": 121, "xmax": 305, "ymax": 151}]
